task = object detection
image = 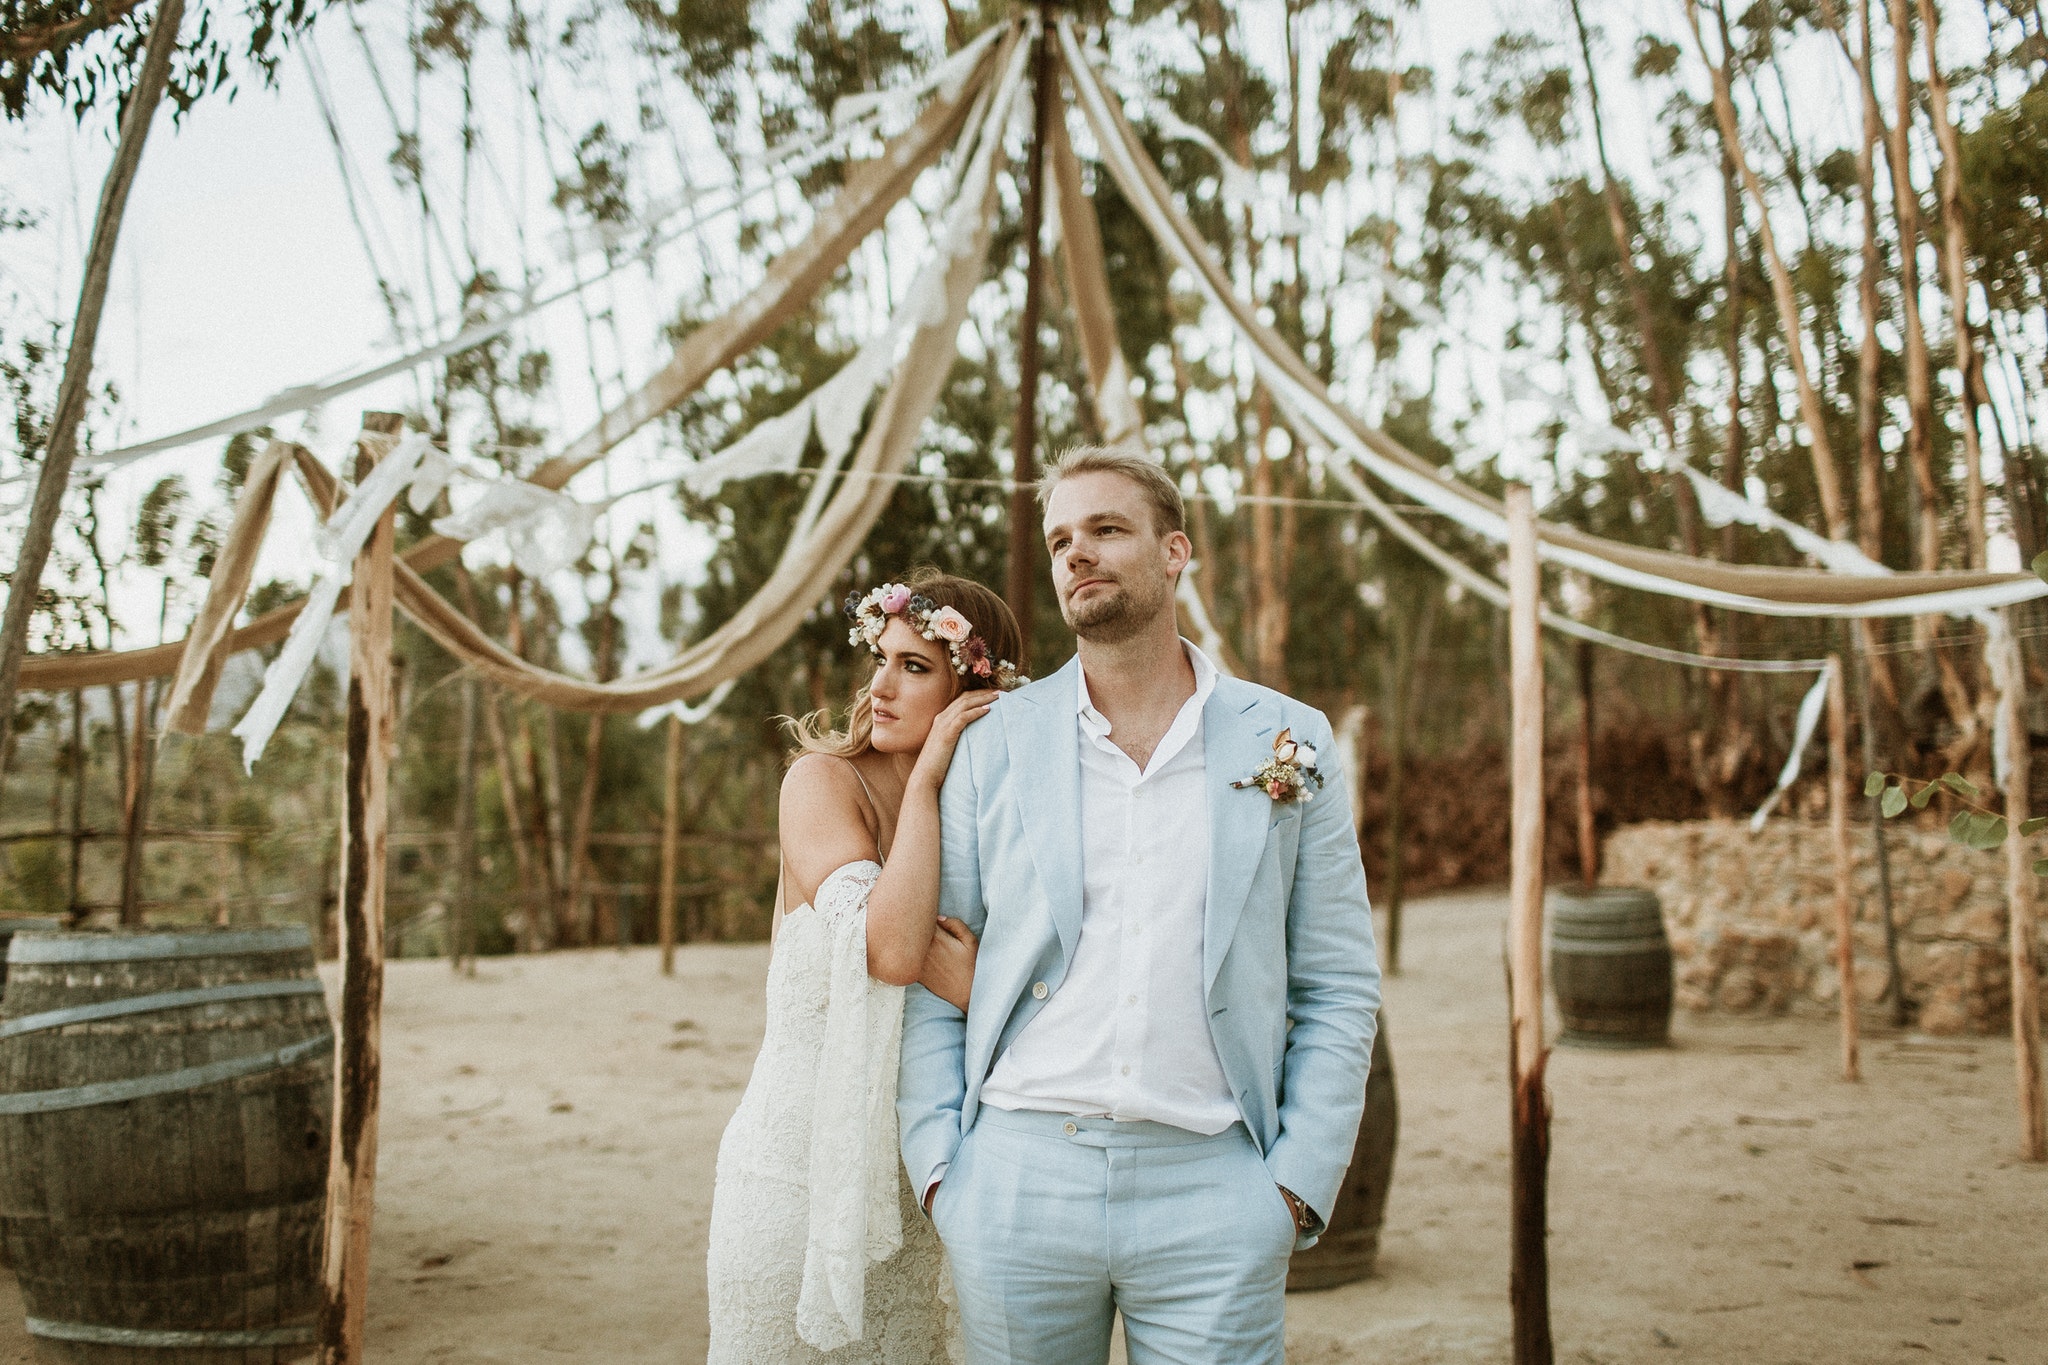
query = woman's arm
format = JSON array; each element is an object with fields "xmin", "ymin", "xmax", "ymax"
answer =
[{"xmin": 862, "ymin": 689, "xmax": 995, "ymax": 985}]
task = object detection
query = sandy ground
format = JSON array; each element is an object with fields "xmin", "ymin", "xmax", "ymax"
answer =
[{"xmin": 1, "ymin": 888, "xmax": 2044, "ymax": 1363}]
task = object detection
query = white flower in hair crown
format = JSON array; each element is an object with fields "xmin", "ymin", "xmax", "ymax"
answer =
[
  {"xmin": 1231, "ymin": 728, "xmax": 1323, "ymax": 804},
  {"xmin": 843, "ymin": 582, "xmax": 1029, "ymax": 690}
]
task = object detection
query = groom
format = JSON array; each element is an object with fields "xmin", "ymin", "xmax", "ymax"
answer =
[{"xmin": 899, "ymin": 445, "xmax": 1381, "ymax": 1363}]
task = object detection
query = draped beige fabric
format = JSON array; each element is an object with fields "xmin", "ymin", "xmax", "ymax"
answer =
[
  {"xmin": 152, "ymin": 26, "xmax": 1018, "ymax": 722},
  {"xmin": 21, "ymin": 31, "xmax": 1005, "ymax": 697},
  {"xmin": 159, "ymin": 439, "xmax": 298, "ymax": 734},
  {"xmin": 1060, "ymin": 33, "xmax": 2032, "ymax": 610},
  {"xmin": 1048, "ymin": 87, "xmax": 1143, "ymax": 447}
]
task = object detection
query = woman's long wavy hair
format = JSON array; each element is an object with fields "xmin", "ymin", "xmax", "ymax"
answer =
[{"xmin": 784, "ymin": 567, "xmax": 1024, "ymax": 761}]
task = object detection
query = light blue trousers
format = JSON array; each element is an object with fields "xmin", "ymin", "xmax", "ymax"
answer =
[{"xmin": 930, "ymin": 1107, "xmax": 1296, "ymax": 1365}]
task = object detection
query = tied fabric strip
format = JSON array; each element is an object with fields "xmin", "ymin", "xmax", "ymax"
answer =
[
  {"xmin": 229, "ymin": 432, "xmax": 428, "ymax": 769},
  {"xmin": 1748, "ymin": 666, "xmax": 1834, "ymax": 832}
]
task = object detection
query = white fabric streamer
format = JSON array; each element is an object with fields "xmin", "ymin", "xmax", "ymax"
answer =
[
  {"xmin": 1748, "ymin": 666, "xmax": 1834, "ymax": 831},
  {"xmin": 1679, "ymin": 466, "xmax": 1892, "ymax": 577},
  {"xmin": 636, "ymin": 677, "xmax": 738, "ymax": 729},
  {"xmin": 232, "ymin": 432, "xmax": 430, "ymax": 770}
]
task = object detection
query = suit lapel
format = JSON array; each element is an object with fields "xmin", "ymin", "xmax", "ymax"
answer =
[
  {"xmin": 1204, "ymin": 679, "xmax": 1277, "ymax": 991},
  {"xmin": 1004, "ymin": 657, "xmax": 1085, "ymax": 967}
]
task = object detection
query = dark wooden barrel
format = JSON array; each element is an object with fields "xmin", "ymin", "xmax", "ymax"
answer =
[
  {"xmin": 0, "ymin": 920, "xmax": 62, "ymax": 1002},
  {"xmin": 1287, "ymin": 1020, "xmax": 1397, "ymax": 1290},
  {"xmin": 1549, "ymin": 885, "xmax": 1673, "ymax": 1048},
  {"xmin": 0, "ymin": 926, "xmax": 334, "ymax": 1362}
]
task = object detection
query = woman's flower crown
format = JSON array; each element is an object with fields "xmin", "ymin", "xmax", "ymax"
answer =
[{"xmin": 843, "ymin": 583, "xmax": 1028, "ymax": 690}]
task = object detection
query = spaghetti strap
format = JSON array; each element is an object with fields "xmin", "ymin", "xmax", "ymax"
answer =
[{"xmin": 842, "ymin": 761, "xmax": 888, "ymax": 864}]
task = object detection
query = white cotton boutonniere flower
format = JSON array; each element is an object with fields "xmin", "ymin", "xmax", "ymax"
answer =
[{"xmin": 1230, "ymin": 727, "xmax": 1326, "ymax": 804}]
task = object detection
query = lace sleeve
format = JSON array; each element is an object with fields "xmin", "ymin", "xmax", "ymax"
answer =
[{"xmin": 795, "ymin": 860, "xmax": 907, "ymax": 1352}]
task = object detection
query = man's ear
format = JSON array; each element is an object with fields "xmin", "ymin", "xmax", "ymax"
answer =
[{"xmin": 1163, "ymin": 530, "xmax": 1194, "ymax": 580}]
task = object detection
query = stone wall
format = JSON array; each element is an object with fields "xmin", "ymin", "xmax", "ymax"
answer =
[{"xmin": 1602, "ymin": 819, "xmax": 2048, "ymax": 1035}]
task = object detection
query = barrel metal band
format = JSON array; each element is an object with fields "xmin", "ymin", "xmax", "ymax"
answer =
[
  {"xmin": 1548, "ymin": 937, "xmax": 1671, "ymax": 956},
  {"xmin": 6, "ymin": 926, "xmax": 311, "ymax": 965},
  {"xmin": 0, "ymin": 1032, "xmax": 333, "ymax": 1114},
  {"xmin": 0, "ymin": 979, "xmax": 327, "ymax": 1040},
  {"xmin": 26, "ymin": 1317, "xmax": 317, "ymax": 1348}
]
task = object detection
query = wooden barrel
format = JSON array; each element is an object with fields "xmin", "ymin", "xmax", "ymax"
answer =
[
  {"xmin": 1548, "ymin": 885, "xmax": 1673, "ymax": 1048},
  {"xmin": 0, "ymin": 920, "xmax": 62, "ymax": 1002},
  {"xmin": 1287, "ymin": 1020, "xmax": 1397, "ymax": 1290},
  {"xmin": 0, "ymin": 926, "xmax": 334, "ymax": 1362}
]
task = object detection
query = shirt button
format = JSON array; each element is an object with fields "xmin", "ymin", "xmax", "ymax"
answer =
[
  {"xmin": 1121, "ymin": 1064, "xmax": 1132, "ymax": 1076},
  {"xmin": 1125, "ymin": 995, "xmax": 1137, "ymax": 1005},
  {"xmin": 1032, "ymin": 981, "xmax": 1049, "ymax": 1000},
  {"xmin": 1062, "ymin": 1121, "xmax": 1078, "ymax": 1136}
]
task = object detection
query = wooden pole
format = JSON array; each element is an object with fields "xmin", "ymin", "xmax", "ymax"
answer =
[
  {"xmin": 1504, "ymin": 484, "xmax": 1553, "ymax": 1365},
  {"xmin": 1854, "ymin": 645, "xmax": 1907, "ymax": 1025},
  {"xmin": 1575, "ymin": 639, "xmax": 1598, "ymax": 886},
  {"xmin": 451, "ymin": 674, "xmax": 479, "ymax": 976},
  {"xmin": 1995, "ymin": 614, "xmax": 2047, "ymax": 1161},
  {"xmin": 67, "ymin": 689, "xmax": 84, "ymax": 922},
  {"xmin": 319, "ymin": 413, "xmax": 403, "ymax": 1364},
  {"xmin": 1826, "ymin": 654, "xmax": 1861, "ymax": 1081},
  {"xmin": 658, "ymin": 713, "xmax": 684, "ymax": 976},
  {"xmin": 117, "ymin": 673, "xmax": 154, "ymax": 925},
  {"xmin": 0, "ymin": 0, "xmax": 186, "ymax": 773},
  {"xmin": 1004, "ymin": 11, "xmax": 1056, "ymax": 667}
]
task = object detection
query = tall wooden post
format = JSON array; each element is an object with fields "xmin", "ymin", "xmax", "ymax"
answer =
[
  {"xmin": 118, "ymin": 674, "xmax": 155, "ymax": 924},
  {"xmin": 1005, "ymin": 12, "xmax": 1056, "ymax": 666},
  {"xmin": 659, "ymin": 713, "xmax": 685, "ymax": 976},
  {"xmin": 451, "ymin": 675, "xmax": 479, "ymax": 976},
  {"xmin": 0, "ymin": 0, "xmax": 186, "ymax": 771},
  {"xmin": 1826, "ymin": 655, "xmax": 1861, "ymax": 1081},
  {"xmin": 319, "ymin": 412, "xmax": 403, "ymax": 1363},
  {"xmin": 67, "ymin": 689, "xmax": 84, "ymax": 922},
  {"xmin": 1574, "ymin": 639, "xmax": 1598, "ymax": 886},
  {"xmin": 1996, "ymin": 614, "xmax": 2047, "ymax": 1161},
  {"xmin": 1504, "ymin": 485, "xmax": 1553, "ymax": 1365}
]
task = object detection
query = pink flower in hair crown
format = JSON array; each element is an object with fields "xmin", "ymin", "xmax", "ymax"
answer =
[{"xmin": 842, "ymin": 582, "xmax": 1029, "ymax": 691}]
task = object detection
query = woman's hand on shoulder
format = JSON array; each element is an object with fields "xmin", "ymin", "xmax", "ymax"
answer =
[
  {"xmin": 917, "ymin": 915, "xmax": 978, "ymax": 1012},
  {"xmin": 908, "ymin": 688, "xmax": 998, "ymax": 792}
]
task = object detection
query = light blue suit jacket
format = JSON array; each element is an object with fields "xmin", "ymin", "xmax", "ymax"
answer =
[{"xmin": 898, "ymin": 655, "xmax": 1381, "ymax": 1242}]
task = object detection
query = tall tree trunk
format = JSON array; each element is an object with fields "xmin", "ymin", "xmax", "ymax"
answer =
[
  {"xmin": 0, "ymin": 0, "xmax": 187, "ymax": 771},
  {"xmin": 1199, "ymin": 0, "xmax": 1290, "ymax": 690},
  {"xmin": 1853, "ymin": 0, "xmax": 1904, "ymax": 709},
  {"xmin": 1917, "ymin": 0, "xmax": 1990, "ymax": 570},
  {"xmin": 567, "ymin": 561, "xmax": 621, "ymax": 945},
  {"xmin": 504, "ymin": 570, "xmax": 561, "ymax": 948},
  {"xmin": 1885, "ymin": 0, "xmax": 1944, "ymax": 583},
  {"xmin": 1688, "ymin": 0, "xmax": 1853, "ymax": 544},
  {"xmin": 1566, "ymin": 0, "xmax": 1710, "ymax": 563},
  {"xmin": 452, "ymin": 563, "xmax": 540, "ymax": 949},
  {"xmin": 451, "ymin": 675, "xmax": 478, "ymax": 974},
  {"xmin": 1382, "ymin": 589, "xmax": 1438, "ymax": 978}
]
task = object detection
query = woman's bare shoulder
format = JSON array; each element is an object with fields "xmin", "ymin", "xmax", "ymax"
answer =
[{"xmin": 780, "ymin": 753, "xmax": 875, "ymax": 836}]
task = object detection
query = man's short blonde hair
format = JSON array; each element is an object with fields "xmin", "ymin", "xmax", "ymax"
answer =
[{"xmin": 1035, "ymin": 444, "xmax": 1185, "ymax": 537}]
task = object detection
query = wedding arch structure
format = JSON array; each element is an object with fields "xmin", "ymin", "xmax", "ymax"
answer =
[{"xmin": 9, "ymin": 12, "xmax": 2045, "ymax": 1363}]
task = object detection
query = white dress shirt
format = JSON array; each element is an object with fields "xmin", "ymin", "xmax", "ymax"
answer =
[{"xmin": 979, "ymin": 640, "xmax": 1239, "ymax": 1135}]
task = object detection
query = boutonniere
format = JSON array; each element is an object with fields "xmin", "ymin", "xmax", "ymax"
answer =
[{"xmin": 1231, "ymin": 727, "xmax": 1324, "ymax": 804}]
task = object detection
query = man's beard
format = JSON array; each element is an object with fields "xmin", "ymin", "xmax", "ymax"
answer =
[{"xmin": 1062, "ymin": 572, "xmax": 1170, "ymax": 644}]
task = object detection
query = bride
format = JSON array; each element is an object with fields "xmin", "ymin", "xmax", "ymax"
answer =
[{"xmin": 705, "ymin": 569, "xmax": 1026, "ymax": 1362}]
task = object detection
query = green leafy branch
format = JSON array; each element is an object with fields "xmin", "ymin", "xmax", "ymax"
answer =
[{"xmin": 1865, "ymin": 771, "xmax": 2048, "ymax": 873}]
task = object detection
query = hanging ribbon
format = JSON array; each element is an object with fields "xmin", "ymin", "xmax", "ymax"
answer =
[{"xmin": 1748, "ymin": 665, "xmax": 1834, "ymax": 831}]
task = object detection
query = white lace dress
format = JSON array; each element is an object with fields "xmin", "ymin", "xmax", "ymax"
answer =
[{"xmin": 705, "ymin": 861, "xmax": 957, "ymax": 1362}]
